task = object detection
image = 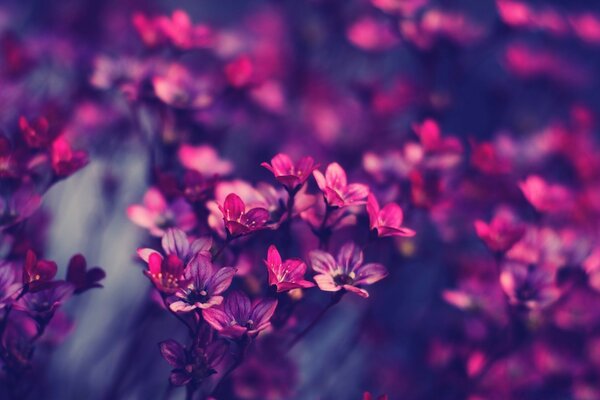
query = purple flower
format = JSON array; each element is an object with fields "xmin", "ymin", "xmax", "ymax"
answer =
[
  {"xmin": 366, "ymin": 193, "xmax": 416, "ymax": 238},
  {"xmin": 138, "ymin": 228, "xmax": 213, "ymax": 266},
  {"xmin": 15, "ymin": 281, "xmax": 74, "ymax": 323},
  {"xmin": 265, "ymin": 245, "xmax": 314, "ymax": 292},
  {"xmin": 261, "ymin": 153, "xmax": 318, "ymax": 192},
  {"xmin": 309, "ymin": 242, "xmax": 388, "ymax": 298},
  {"xmin": 159, "ymin": 339, "xmax": 226, "ymax": 386},
  {"xmin": 66, "ymin": 254, "xmax": 105, "ymax": 294},
  {"xmin": 169, "ymin": 257, "xmax": 236, "ymax": 312},
  {"xmin": 312, "ymin": 162, "xmax": 369, "ymax": 207},
  {"xmin": 127, "ymin": 187, "xmax": 197, "ymax": 237},
  {"xmin": 23, "ymin": 249, "xmax": 57, "ymax": 293},
  {"xmin": 202, "ymin": 291, "xmax": 277, "ymax": 339}
]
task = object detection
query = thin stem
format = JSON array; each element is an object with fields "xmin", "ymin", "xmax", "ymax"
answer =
[
  {"xmin": 161, "ymin": 295, "xmax": 195, "ymax": 338},
  {"xmin": 288, "ymin": 291, "xmax": 344, "ymax": 350}
]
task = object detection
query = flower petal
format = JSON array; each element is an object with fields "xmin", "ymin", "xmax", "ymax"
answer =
[{"xmin": 309, "ymin": 250, "xmax": 337, "ymax": 274}]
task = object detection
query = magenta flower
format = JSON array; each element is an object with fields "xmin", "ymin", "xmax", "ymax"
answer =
[
  {"xmin": 66, "ymin": 254, "xmax": 106, "ymax": 294},
  {"xmin": 50, "ymin": 136, "xmax": 89, "ymax": 178},
  {"xmin": 178, "ymin": 144, "xmax": 234, "ymax": 177},
  {"xmin": 313, "ymin": 162, "xmax": 369, "ymax": 207},
  {"xmin": 18, "ymin": 115, "xmax": 52, "ymax": 149},
  {"xmin": 310, "ymin": 242, "xmax": 388, "ymax": 298},
  {"xmin": 138, "ymin": 228, "xmax": 213, "ymax": 266},
  {"xmin": 127, "ymin": 187, "xmax": 197, "ymax": 237},
  {"xmin": 264, "ymin": 245, "xmax": 314, "ymax": 292},
  {"xmin": 23, "ymin": 249, "xmax": 57, "ymax": 293},
  {"xmin": 144, "ymin": 253, "xmax": 185, "ymax": 295},
  {"xmin": 366, "ymin": 193, "xmax": 416, "ymax": 238},
  {"xmin": 474, "ymin": 208, "xmax": 525, "ymax": 253},
  {"xmin": 169, "ymin": 257, "xmax": 236, "ymax": 312},
  {"xmin": 203, "ymin": 291, "xmax": 277, "ymax": 339},
  {"xmin": 219, "ymin": 193, "xmax": 269, "ymax": 237},
  {"xmin": 261, "ymin": 153, "xmax": 318, "ymax": 192},
  {"xmin": 159, "ymin": 339, "xmax": 226, "ymax": 386}
]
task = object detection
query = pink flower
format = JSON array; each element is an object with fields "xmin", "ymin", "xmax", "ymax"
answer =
[
  {"xmin": 519, "ymin": 175, "xmax": 574, "ymax": 213},
  {"xmin": 51, "ymin": 135, "xmax": 88, "ymax": 178},
  {"xmin": 23, "ymin": 249, "xmax": 57, "ymax": 293},
  {"xmin": 346, "ymin": 17, "xmax": 399, "ymax": 51},
  {"xmin": 202, "ymin": 291, "xmax": 277, "ymax": 339},
  {"xmin": 178, "ymin": 144, "xmax": 234, "ymax": 177},
  {"xmin": 309, "ymin": 242, "xmax": 388, "ymax": 298},
  {"xmin": 261, "ymin": 153, "xmax": 318, "ymax": 192},
  {"xmin": 152, "ymin": 64, "xmax": 214, "ymax": 109},
  {"xmin": 366, "ymin": 193, "xmax": 415, "ymax": 238},
  {"xmin": 219, "ymin": 193, "xmax": 269, "ymax": 237},
  {"xmin": 144, "ymin": 253, "xmax": 185, "ymax": 295},
  {"xmin": 169, "ymin": 257, "xmax": 235, "ymax": 312},
  {"xmin": 18, "ymin": 116, "xmax": 52, "ymax": 149},
  {"xmin": 313, "ymin": 162, "xmax": 369, "ymax": 207},
  {"xmin": 127, "ymin": 187, "xmax": 197, "ymax": 237},
  {"xmin": 264, "ymin": 245, "xmax": 314, "ymax": 292},
  {"xmin": 225, "ymin": 55, "xmax": 254, "ymax": 88},
  {"xmin": 474, "ymin": 208, "xmax": 525, "ymax": 253}
]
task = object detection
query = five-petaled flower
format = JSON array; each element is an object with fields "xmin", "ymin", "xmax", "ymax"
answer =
[
  {"xmin": 261, "ymin": 153, "xmax": 318, "ymax": 192},
  {"xmin": 169, "ymin": 257, "xmax": 236, "ymax": 312},
  {"xmin": 219, "ymin": 193, "xmax": 269, "ymax": 237},
  {"xmin": 313, "ymin": 162, "xmax": 369, "ymax": 207},
  {"xmin": 264, "ymin": 245, "xmax": 314, "ymax": 292},
  {"xmin": 202, "ymin": 291, "xmax": 277, "ymax": 339},
  {"xmin": 310, "ymin": 242, "xmax": 388, "ymax": 298},
  {"xmin": 159, "ymin": 339, "xmax": 226, "ymax": 386},
  {"xmin": 366, "ymin": 193, "xmax": 416, "ymax": 238}
]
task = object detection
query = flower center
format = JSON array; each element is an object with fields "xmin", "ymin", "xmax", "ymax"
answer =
[{"xmin": 334, "ymin": 274, "xmax": 354, "ymax": 286}]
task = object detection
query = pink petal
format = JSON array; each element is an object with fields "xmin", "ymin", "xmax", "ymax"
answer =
[
  {"xmin": 148, "ymin": 253, "xmax": 163, "ymax": 275},
  {"xmin": 161, "ymin": 228, "xmax": 190, "ymax": 258},
  {"xmin": 208, "ymin": 267, "xmax": 236, "ymax": 295},
  {"xmin": 312, "ymin": 170, "xmax": 327, "ymax": 191},
  {"xmin": 379, "ymin": 203, "xmax": 404, "ymax": 227},
  {"xmin": 314, "ymin": 274, "xmax": 340, "ymax": 292},
  {"xmin": 241, "ymin": 207, "xmax": 269, "ymax": 229},
  {"xmin": 342, "ymin": 183, "xmax": 369, "ymax": 204},
  {"xmin": 222, "ymin": 193, "xmax": 245, "ymax": 221},
  {"xmin": 202, "ymin": 307, "xmax": 230, "ymax": 331},
  {"xmin": 266, "ymin": 245, "xmax": 282, "ymax": 268},
  {"xmin": 343, "ymin": 284, "xmax": 370, "ymax": 298},
  {"xmin": 354, "ymin": 263, "xmax": 388, "ymax": 285},
  {"xmin": 169, "ymin": 301, "xmax": 196, "ymax": 313},
  {"xmin": 309, "ymin": 250, "xmax": 337, "ymax": 274},
  {"xmin": 270, "ymin": 153, "xmax": 294, "ymax": 175},
  {"xmin": 337, "ymin": 242, "xmax": 363, "ymax": 274},
  {"xmin": 137, "ymin": 248, "xmax": 161, "ymax": 263},
  {"xmin": 366, "ymin": 193, "xmax": 381, "ymax": 230},
  {"xmin": 143, "ymin": 187, "xmax": 167, "ymax": 212},
  {"xmin": 127, "ymin": 205, "xmax": 155, "ymax": 229},
  {"xmin": 325, "ymin": 162, "xmax": 347, "ymax": 190}
]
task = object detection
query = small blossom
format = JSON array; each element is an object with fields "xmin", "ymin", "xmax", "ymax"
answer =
[
  {"xmin": 366, "ymin": 193, "xmax": 416, "ymax": 238},
  {"xmin": 127, "ymin": 187, "xmax": 197, "ymax": 237},
  {"xmin": 159, "ymin": 339, "xmax": 226, "ymax": 386},
  {"xmin": 178, "ymin": 144, "xmax": 234, "ymax": 177},
  {"xmin": 18, "ymin": 116, "xmax": 52, "ymax": 149},
  {"xmin": 143, "ymin": 253, "xmax": 185, "ymax": 295},
  {"xmin": 202, "ymin": 291, "xmax": 277, "ymax": 339},
  {"xmin": 15, "ymin": 281, "xmax": 74, "ymax": 323},
  {"xmin": 23, "ymin": 249, "xmax": 57, "ymax": 293},
  {"xmin": 138, "ymin": 228, "xmax": 213, "ymax": 265},
  {"xmin": 170, "ymin": 257, "xmax": 235, "ymax": 312},
  {"xmin": 51, "ymin": 136, "xmax": 89, "ymax": 178},
  {"xmin": 152, "ymin": 64, "xmax": 214, "ymax": 109},
  {"xmin": 219, "ymin": 193, "xmax": 269, "ymax": 237},
  {"xmin": 66, "ymin": 254, "xmax": 105, "ymax": 294},
  {"xmin": 474, "ymin": 208, "xmax": 525, "ymax": 253},
  {"xmin": 264, "ymin": 245, "xmax": 314, "ymax": 292},
  {"xmin": 500, "ymin": 261, "xmax": 560, "ymax": 309},
  {"xmin": 261, "ymin": 153, "xmax": 318, "ymax": 192},
  {"xmin": 313, "ymin": 162, "xmax": 369, "ymax": 207},
  {"xmin": 519, "ymin": 175, "xmax": 574, "ymax": 213},
  {"xmin": 310, "ymin": 242, "xmax": 388, "ymax": 298},
  {"xmin": 225, "ymin": 55, "xmax": 254, "ymax": 88}
]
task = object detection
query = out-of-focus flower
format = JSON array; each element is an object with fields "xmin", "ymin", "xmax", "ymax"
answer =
[
  {"xmin": 203, "ymin": 291, "xmax": 277, "ymax": 338},
  {"xmin": 15, "ymin": 281, "xmax": 74, "ymax": 323},
  {"xmin": 133, "ymin": 10, "xmax": 213, "ymax": 50},
  {"xmin": 366, "ymin": 193, "xmax": 415, "ymax": 238},
  {"xmin": 313, "ymin": 163, "xmax": 369, "ymax": 207},
  {"xmin": 152, "ymin": 64, "xmax": 214, "ymax": 109},
  {"xmin": 363, "ymin": 392, "xmax": 389, "ymax": 400},
  {"xmin": 18, "ymin": 116, "xmax": 52, "ymax": 149},
  {"xmin": 178, "ymin": 144, "xmax": 234, "ymax": 177},
  {"xmin": 347, "ymin": 17, "xmax": 400, "ymax": 51},
  {"xmin": 474, "ymin": 207, "xmax": 525, "ymax": 253},
  {"xmin": 23, "ymin": 249, "xmax": 57, "ymax": 293},
  {"xmin": 170, "ymin": 257, "xmax": 235, "ymax": 312},
  {"xmin": 310, "ymin": 242, "xmax": 388, "ymax": 298},
  {"xmin": 225, "ymin": 55, "xmax": 254, "ymax": 88},
  {"xmin": 264, "ymin": 245, "xmax": 314, "ymax": 292},
  {"xmin": 159, "ymin": 339, "xmax": 226, "ymax": 386},
  {"xmin": 413, "ymin": 119, "xmax": 463, "ymax": 169},
  {"xmin": 500, "ymin": 261, "xmax": 560, "ymax": 309},
  {"xmin": 519, "ymin": 175, "xmax": 574, "ymax": 213},
  {"xmin": 51, "ymin": 136, "xmax": 89, "ymax": 178},
  {"xmin": 66, "ymin": 254, "xmax": 105, "ymax": 294},
  {"xmin": 0, "ymin": 261, "xmax": 20, "ymax": 308},
  {"xmin": 127, "ymin": 187, "xmax": 197, "ymax": 237},
  {"xmin": 219, "ymin": 193, "xmax": 269, "ymax": 237},
  {"xmin": 261, "ymin": 153, "xmax": 318, "ymax": 192}
]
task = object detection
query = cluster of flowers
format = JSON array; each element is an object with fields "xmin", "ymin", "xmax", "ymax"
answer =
[{"xmin": 129, "ymin": 153, "xmax": 415, "ymax": 398}]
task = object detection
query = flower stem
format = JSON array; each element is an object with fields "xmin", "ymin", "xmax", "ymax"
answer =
[
  {"xmin": 161, "ymin": 294, "xmax": 195, "ymax": 338},
  {"xmin": 211, "ymin": 336, "xmax": 249, "ymax": 397},
  {"xmin": 288, "ymin": 291, "xmax": 344, "ymax": 350}
]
